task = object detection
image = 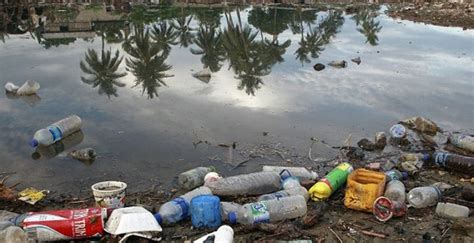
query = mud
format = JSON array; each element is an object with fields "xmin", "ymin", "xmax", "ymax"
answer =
[{"xmin": 387, "ymin": 2, "xmax": 474, "ymax": 29}]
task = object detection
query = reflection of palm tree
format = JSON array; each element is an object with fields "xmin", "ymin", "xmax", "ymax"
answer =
[
  {"xmin": 191, "ymin": 25, "xmax": 226, "ymax": 72},
  {"xmin": 80, "ymin": 49, "xmax": 126, "ymax": 98},
  {"xmin": 171, "ymin": 15, "xmax": 195, "ymax": 47},
  {"xmin": 352, "ymin": 8, "xmax": 382, "ymax": 46},
  {"xmin": 261, "ymin": 38, "xmax": 291, "ymax": 65},
  {"xmin": 124, "ymin": 28, "xmax": 172, "ymax": 99},
  {"xmin": 151, "ymin": 21, "xmax": 178, "ymax": 57}
]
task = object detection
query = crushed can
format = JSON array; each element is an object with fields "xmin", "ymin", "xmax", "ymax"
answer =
[
  {"xmin": 373, "ymin": 196, "xmax": 407, "ymax": 222},
  {"xmin": 21, "ymin": 208, "xmax": 106, "ymax": 241}
]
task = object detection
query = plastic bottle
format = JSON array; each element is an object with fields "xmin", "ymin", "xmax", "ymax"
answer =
[
  {"xmin": 4, "ymin": 82, "xmax": 19, "ymax": 93},
  {"xmin": 426, "ymin": 152, "xmax": 474, "ymax": 176},
  {"xmin": 385, "ymin": 169, "xmax": 408, "ymax": 182},
  {"xmin": 257, "ymin": 176, "xmax": 309, "ymax": 201},
  {"xmin": 220, "ymin": 202, "xmax": 242, "ymax": 222},
  {"xmin": 32, "ymin": 130, "xmax": 84, "ymax": 160},
  {"xmin": 384, "ymin": 180, "xmax": 406, "ymax": 202},
  {"xmin": 178, "ymin": 167, "xmax": 214, "ymax": 190},
  {"xmin": 448, "ymin": 134, "xmax": 474, "ymax": 153},
  {"xmin": 16, "ymin": 80, "xmax": 40, "ymax": 96},
  {"xmin": 0, "ymin": 226, "xmax": 27, "ymax": 243},
  {"xmin": 435, "ymin": 202, "xmax": 469, "ymax": 218},
  {"xmin": 262, "ymin": 166, "xmax": 319, "ymax": 180},
  {"xmin": 407, "ymin": 186, "xmax": 441, "ymax": 208},
  {"xmin": 228, "ymin": 195, "xmax": 307, "ymax": 225},
  {"xmin": 308, "ymin": 162, "xmax": 353, "ymax": 201},
  {"xmin": 193, "ymin": 225, "xmax": 233, "ymax": 243},
  {"xmin": 155, "ymin": 186, "xmax": 212, "ymax": 225},
  {"xmin": 30, "ymin": 115, "xmax": 82, "ymax": 147},
  {"xmin": 204, "ymin": 172, "xmax": 281, "ymax": 196}
]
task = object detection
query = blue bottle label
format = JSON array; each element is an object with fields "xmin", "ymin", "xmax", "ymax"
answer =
[
  {"xmin": 434, "ymin": 152, "xmax": 448, "ymax": 167},
  {"xmin": 48, "ymin": 126, "xmax": 63, "ymax": 142},
  {"xmin": 251, "ymin": 202, "xmax": 270, "ymax": 224},
  {"xmin": 172, "ymin": 197, "xmax": 188, "ymax": 219}
]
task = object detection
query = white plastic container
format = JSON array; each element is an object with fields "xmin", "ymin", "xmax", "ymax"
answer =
[
  {"xmin": 435, "ymin": 202, "xmax": 469, "ymax": 218},
  {"xmin": 155, "ymin": 186, "xmax": 212, "ymax": 225},
  {"xmin": 16, "ymin": 80, "xmax": 40, "ymax": 95},
  {"xmin": 0, "ymin": 226, "xmax": 27, "ymax": 243},
  {"xmin": 105, "ymin": 206, "xmax": 162, "ymax": 235},
  {"xmin": 228, "ymin": 195, "xmax": 307, "ymax": 225},
  {"xmin": 194, "ymin": 225, "xmax": 233, "ymax": 243},
  {"xmin": 31, "ymin": 115, "xmax": 82, "ymax": 147},
  {"xmin": 4, "ymin": 82, "xmax": 19, "ymax": 93},
  {"xmin": 91, "ymin": 181, "xmax": 127, "ymax": 209},
  {"xmin": 407, "ymin": 186, "xmax": 441, "ymax": 208},
  {"xmin": 205, "ymin": 172, "xmax": 281, "ymax": 196},
  {"xmin": 262, "ymin": 166, "xmax": 318, "ymax": 180},
  {"xmin": 384, "ymin": 180, "xmax": 406, "ymax": 203},
  {"xmin": 178, "ymin": 167, "xmax": 214, "ymax": 190}
]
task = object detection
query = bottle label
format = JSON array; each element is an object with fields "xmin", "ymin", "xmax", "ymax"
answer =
[
  {"xmin": 434, "ymin": 152, "xmax": 448, "ymax": 167},
  {"xmin": 48, "ymin": 126, "xmax": 63, "ymax": 142},
  {"xmin": 250, "ymin": 202, "xmax": 270, "ymax": 223}
]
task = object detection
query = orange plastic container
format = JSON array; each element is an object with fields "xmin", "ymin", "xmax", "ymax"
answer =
[{"xmin": 344, "ymin": 169, "xmax": 386, "ymax": 212}]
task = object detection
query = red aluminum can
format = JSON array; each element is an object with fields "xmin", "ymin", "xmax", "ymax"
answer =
[
  {"xmin": 373, "ymin": 196, "xmax": 408, "ymax": 222},
  {"xmin": 22, "ymin": 208, "xmax": 106, "ymax": 241}
]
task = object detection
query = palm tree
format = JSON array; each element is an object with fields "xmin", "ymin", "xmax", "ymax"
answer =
[
  {"xmin": 171, "ymin": 15, "xmax": 195, "ymax": 48},
  {"xmin": 151, "ymin": 21, "xmax": 178, "ymax": 57},
  {"xmin": 124, "ymin": 28, "xmax": 172, "ymax": 99},
  {"xmin": 190, "ymin": 25, "xmax": 226, "ymax": 73},
  {"xmin": 80, "ymin": 49, "xmax": 127, "ymax": 98}
]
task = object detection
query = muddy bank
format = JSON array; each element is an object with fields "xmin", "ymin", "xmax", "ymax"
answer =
[{"xmin": 387, "ymin": 2, "xmax": 474, "ymax": 29}]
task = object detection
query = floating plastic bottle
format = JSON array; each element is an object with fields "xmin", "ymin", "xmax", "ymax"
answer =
[
  {"xmin": 16, "ymin": 80, "xmax": 40, "ymax": 96},
  {"xmin": 308, "ymin": 162, "xmax": 353, "ymax": 201},
  {"xmin": 220, "ymin": 202, "xmax": 242, "ymax": 222},
  {"xmin": 426, "ymin": 152, "xmax": 474, "ymax": 176},
  {"xmin": 385, "ymin": 169, "xmax": 408, "ymax": 182},
  {"xmin": 257, "ymin": 176, "xmax": 308, "ymax": 201},
  {"xmin": 178, "ymin": 167, "xmax": 214, "ymax": 190},
  {"xmin": 30, "ymin": 115, "xmax": 82, "ymax": 147},
  {"xmin": 204, "ymin": 172, "xmax": 281, "ymax": 196},
  {"xmin": 194, "ymin": 225, "xmax": 233, "ymax": 243},
  {"xmin": 155, "ymin": 186, "xmax": 212, "ymax": 225},
  {"xmin": 227, "ymin": 195, "xmax": 307, "ymax": 225},
  {"xmin": 407, "ymin": 186, "xmax": 441, "ymax": 208},
  {"xmin": 449, "ymin": 134, "xmax": 474, "ymax": 153},
  {"xmin": 262, "ymin": 166, "xmax": 319, "ymax": 180},
  {"xmin": 384, "ymin": 180, "xmax": 406, "ymax": 203},
  {"xmin": 32, "ymin": 130, "xmax": 84, "ymax": 160},
  {"xmin": 435, "ymin": 202, "xmax": 469, "ymax": 218},
  {"xmin": 0, "ymin": 226, "xmax": 27, "ymax": 243}
]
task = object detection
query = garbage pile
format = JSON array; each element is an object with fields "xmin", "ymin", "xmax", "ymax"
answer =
[{"xmin": 1, "ymin": 115, "xmax": 473, "ymax": 242}]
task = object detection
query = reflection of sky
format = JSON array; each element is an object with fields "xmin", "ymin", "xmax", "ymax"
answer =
[{"xmin": 0, "ymin": 9, "xmax": 473, "ymax": 193}]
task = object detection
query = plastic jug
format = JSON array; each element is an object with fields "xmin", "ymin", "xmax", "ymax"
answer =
[
  {"xmin": 191, "ymin": 195, "xmax": 221, "ymax": 229},
  {"xmin": 344, "ymin": 169, "xmax": 386, "ymax": 212},
  {"xmin": 308, "ymin": 162, "xmax": 353, "ymax": 201}
]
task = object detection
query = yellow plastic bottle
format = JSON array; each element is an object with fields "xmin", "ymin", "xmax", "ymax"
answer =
[{"xmin": 309, "ymin": 162, "xmax": 353, "ymax": 201}]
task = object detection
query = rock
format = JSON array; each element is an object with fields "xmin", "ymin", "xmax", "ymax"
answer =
[
  {"xmin": 69, "ymin": 148, "xmax": 96, "ymax": 162},
  {"xmin": 357, "ymin": 138, "xmax": 376, "ymax": 151},
  {"xmin": 374, "ymin": 132, "xmax": 387, "ymax": 150},
  {"xmin": 327, "ymin": 60, "xmax": 347, "ymax": 68},
  {"xmin": 351, "ymin": 57, "xmax": 361, "ymax": 65},
  {"xmin": 192, "ymin": 68, "xmax": 211, "ymax": 83},
  {"xmin": 461, "ymin": 185, "xmax": 474, "ymax": 201},
  {"xmin": 313, "ymin": 63, "xmax": 325, "ymax": 71}
]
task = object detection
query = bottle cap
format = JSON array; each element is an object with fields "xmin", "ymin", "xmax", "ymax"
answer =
[
  {"xmin": 401, "ymin": 171, "xmax": 409, "ymax": 180},
  {"xmin": 279, "ymin": 169, "xmax": 292, "ymax": 180},
  {"xmin": 389, "ymin": 124, "xmax": 406, "ymax": 138},
  {"xmin": 30, "ymin": 139, "xmax": 39, "ymax": 148},
  {"xmin": 154, "ymin": 213, "xmax": 162, "ymax": 225},
  {"xmin": 228, "ymin": 212, "xmax": 237, "ymax": 224},
  {"xmin": 422, "ymin": 154, "xmax": 431, "ymax": 162}
]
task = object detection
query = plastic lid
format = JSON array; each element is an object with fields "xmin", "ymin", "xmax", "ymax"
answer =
[
  {"xmin": 30, "ymin": 139, "xmax": 39, "ymax": 148},
  {"xmin": 154, "ymin": 213, "xmax": 162, "ymax": 225},
  {"xmin": 309, "ymin": 181, "xmax": 332, "ymax": 201},
  {"xmin": 228, "ymin": 212, "xmax": 237, "ymax": 224}
]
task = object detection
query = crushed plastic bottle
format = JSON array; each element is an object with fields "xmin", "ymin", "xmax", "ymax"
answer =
[
  {"xmin": 308, "ymin": 162, "xmax": 353, "ymax": 201},
  {"xmin": 262, "ymin": 166, "xmax": 319, "ymax": 180},
  {"xmin": 257, "ymin": 176, "xmax": 308, "ymax": 201},
  {"xmin": 384, "ymin": 180, "xmax": 406, "ymax": 203},
  {"xmin": 0, "ymin": 226, "xmax": 27, "ymax": 243},
  {"xmin": 425, "ymin": 152, "xmax": 474, "ymax": 176},
  {"xmin": 227, "ymin": 195, "xmax": 307, "ymax": 225},
  {"xmin": 154, "ymin": 186, "xmax": 212, "ymax": 225},
  {"xmin": 449, "ymin": 134, "xmax": 474, "ymax": 153},
  {"xmin": 204, "ymin": 172, "xmax": 281, "ymax": 196},
  {"xmin": 179, "ymin": 167, "xmax": 214, "ymax": 190},
  {"xmin": 407, "ymin": 186, "xmax": 441, "ymax": 208},
  {"xmin": 30, "ymin": 115, "xmax": 82, "ymax": 147},
  {"xmin": 435, "ymin": 202, "xmax": 469, "ymax": 218}
]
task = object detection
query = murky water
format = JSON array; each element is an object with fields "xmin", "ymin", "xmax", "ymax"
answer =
[{"xmin": 0, "ymin": 6, "xmax": 473, "ymax": 194}]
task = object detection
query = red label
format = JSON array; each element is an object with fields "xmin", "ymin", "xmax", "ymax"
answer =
[{"xmin": 22, "ymin": 208, "xmax": 104, "ymax": 241}]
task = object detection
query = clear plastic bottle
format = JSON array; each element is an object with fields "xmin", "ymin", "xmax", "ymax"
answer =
[
  {"xmin": 31, "ymin": 115, "xmax": 82, "ymax": 147},
  {"xmin": 155, "ymin": 186, "xmax": 212, "ymax": 225},
  {"xmin": 178, "ymin": 167, "xmax": 214, "ymax": 190},
  {"xmin": 384, "ymin": 180, "xmax": 406, "ymax": 202},
  {"xmin": 385, "ymin": 169, "xmax": 408, "ymax": 182},
  {"xmin": 16, "ymin": 80, "xmax": 40, "ymax": 96},
  {"xmin": 449, "ymin": 134, "xmax": 474, "ymax": 153},
  {"xmin": 204, "ymin": 172, "xmax": 281, "ymax": 196},
  {"xmin": 407, "ymin": 186, "xmax": 441, "ymax": 208},
  {"xmin": 262, "ymin": 166, "xmax": 319, "ymax": 180},
  {"xmin": 227, "ymin": 195, "xmax": 307, "ymax": 225},
  {"xmin": 435, "ymin": 202, "xmax": 469, "ymax": 218},
  {"xmin": 32, "ymin": 130, "xmax": 84, "ymax": 160},
  {"xmin": 0, "ymin": 226, "xmax": 27, "ymax": 243},
  {"xmin": 221, "ymin": 202, "xmax": 242, "ymax": 222},
  {"xmin": 258, "ymin": 177, "xmax": 308, "ymax": 201}
]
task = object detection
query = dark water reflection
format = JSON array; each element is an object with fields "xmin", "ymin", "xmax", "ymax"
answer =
[{"xmin": 0, "ymin": 5, "xmax": 473, "ymax": 194}]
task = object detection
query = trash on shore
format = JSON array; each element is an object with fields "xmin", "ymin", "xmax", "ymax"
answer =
[
  {"xmin": 105, "ymin": 206, "xmax": 162, "ymax": 241},
  {"xmin": 91, "ymin": 181, "xmax": 127, "ymax": 209},
  {"xmin": 327, "ymin": 60, "xmax": 347, "ymax": 68},
  {"xmin": 18, "ymin": 188, "xmax": 48, "ymax": 205},
  {"xmin": 69, "ymin": 148, "xmax": 96, "ymax": 162},
  {"xmin": 179, "ymin": 167, "xmax": 214, "ymax": 190},
  {"xmin": 313, "ymin": 63, "xmax": 325, "ymax": 71}
]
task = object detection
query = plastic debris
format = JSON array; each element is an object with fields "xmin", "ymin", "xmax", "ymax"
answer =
[
  {"xmin": 69, "ymin": 148, "xmax": 96, "ymax": 162},
  {"xmin": 18, "ymin": 188, "xmax": 48, "ymax": 205},
  {"xmin": 91, "ymin": 181, "xmax": 127, "ymax": 209},
  {"xmin": 16, "ymin": 80, "xmax": 40, "ymax": 96},
  {"xmin": 327, "ymin": 60, "xmax": 347, "ymax": 68},
  {"xmin": 400, "ymin": 116, "xmax": 439, "ymax": 136},
  {"xmin": 194, "ymin": 225, "xmax": 233, "ymax": 243},
  {"xmin": 0, "ymin": 226, "xmax": 27, "ymax": 243},
  {"xmin": 448, "ymin": 134, "xmax": 474, "ymax": 153},
  {"xmin": 373, "ymin": 196, "xmax": 407, "ymax": 222},
  {"xmin": 309, "ymin": 162, "xmax": 353, "ymax": 201},
  {"xmin": 191, "ymin": 195, "xmax": 221, "ymax": 229},
  {"xmin": 435, "ymin": 202, "xmax": 469, "ymax": 218},
  {"xmin": 205, "ymin": 172, "xmax": 281, "ymax": 196},
  {"xmin": 105, "ymin": 206, "xmax": 162, "ymax": 241},
  {"xmin": 344, "ymin": 169, "xmax": 386, "ymax": 212},
  {"xmin": 262, "ymin": 166, "xmax": 319, "ymax": 180},
  {"xmin": 31, "ymin": 115, "xmax": 82, "ymax": 147},
  {"xmin": 4, "ymin": 82, "xmax": 19, "ymax": 93},
  {"xmin": 179, "ymin": 167, "xmax": 214, "ymax": 190}
]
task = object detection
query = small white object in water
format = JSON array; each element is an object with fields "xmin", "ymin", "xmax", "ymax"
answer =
[
  {"xmin": 328, "ymin": 60, "xmax": 347, "ymax": 68},
  {"xmin": 4, "ymin": 82, "xmax": 20, "ymax": 93},
  {"xmin": 16, "ymin": 80, "xmax": 40, "ymax": 95},
  {"xmin": 193, "ymin": 68, "xmax": 211, "ymax": 77}
]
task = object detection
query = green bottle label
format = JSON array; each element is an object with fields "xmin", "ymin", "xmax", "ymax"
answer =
[
  {"xmin": 250, "ymin": 202, "xmax": 270, "ymax": 224},
  {"xmin": 324, "ymin": 163, "xmax": 353, "ymax": 191}
]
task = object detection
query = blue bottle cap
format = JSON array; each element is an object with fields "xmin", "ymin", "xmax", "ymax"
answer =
[
  {"xmin": 401, "ymin": 171, "xmax": 409, "ymax": 180},
  {"xmin": 154, "ymin": 213, "xmax": 162, "ymax": 225},
  {"xmin": 30, "ymin": 139, "xmax": 39, "ymax": 148},
  {"xmin": 228, "ymin": 212, "xmax": 237, "ymax": 224},
  {"xmin": 422, "ymin": 154, "xmax": 431, "ymax": 162}
]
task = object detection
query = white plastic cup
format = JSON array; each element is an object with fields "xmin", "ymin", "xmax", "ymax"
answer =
[{"xmin": 91, "ymin": 181, "xmax": 127, "ymax": 209}]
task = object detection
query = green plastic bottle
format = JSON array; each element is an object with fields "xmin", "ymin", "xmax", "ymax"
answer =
[{"xmin": 308, "ymin": 162, "xmax": 353, "ymax": 201}]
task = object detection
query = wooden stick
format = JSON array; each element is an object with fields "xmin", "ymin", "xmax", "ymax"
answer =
[
  {"xmin": 360, "ymin": 230, "xmax": 387, "ymax": 238},
  {"xmin": 329, "ymin": 227, "xmax": 343, "ymax": 243}
]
